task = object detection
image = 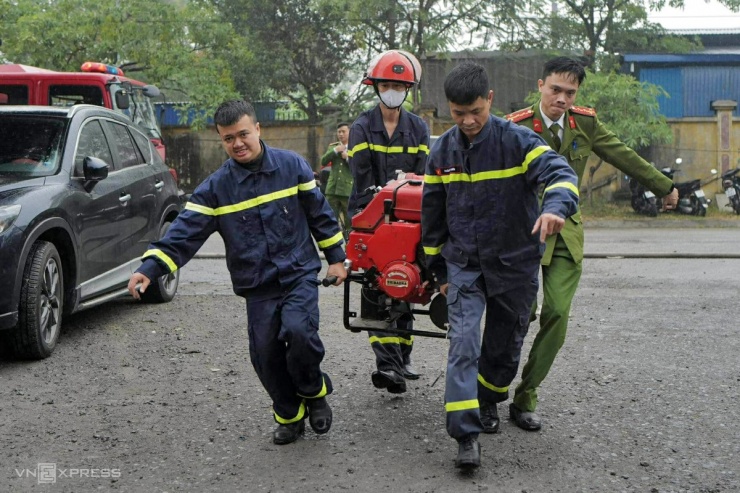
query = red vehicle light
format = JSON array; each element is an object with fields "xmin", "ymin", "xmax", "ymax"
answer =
[
  {"xmin": 168, "ymin": 168, "xmax": 178, "ymax": 183},
  {"xmin": 80, "ymin": 62, "xmax": 124, "ymax": 76}
]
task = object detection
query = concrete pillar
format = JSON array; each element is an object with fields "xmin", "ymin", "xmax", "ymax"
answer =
[{"xmin": 711, "ymin": 99, "xmax": 737, "ymax": 194}]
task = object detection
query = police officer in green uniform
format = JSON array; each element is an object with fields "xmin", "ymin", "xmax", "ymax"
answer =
[
  {"xmin": 503, "ymin": 56, "xmax": 680, "ymax": 431},
  {"xmin": 320, "ymin": 122, "xmax": 353, "ymax": 238}
]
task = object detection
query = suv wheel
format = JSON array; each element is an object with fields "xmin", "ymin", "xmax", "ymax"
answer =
[
  {"xmin": 11, "ymin": 241, "xmax": 64, "ymax": 359},
  {"xmin": 141, "ymin": 221, "xmax": 180, "ymax": 303}
]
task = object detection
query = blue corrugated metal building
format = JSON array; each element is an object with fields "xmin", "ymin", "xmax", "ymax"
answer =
[{"xmin": 622, "ymin": 29, "xmax": 740, "ymax": 118}]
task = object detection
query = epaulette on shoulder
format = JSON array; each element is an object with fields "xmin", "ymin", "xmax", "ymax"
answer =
[
  {"xmin": 571, "ymin": 105, "xmax": 596, "ymax": 117},
  {"xmin": 505, "ymin": 108, "xmax": 534, "ymax": 123}
]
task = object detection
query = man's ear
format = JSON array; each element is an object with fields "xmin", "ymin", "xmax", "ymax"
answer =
[
  {"xmin": 487, "ymin": 90, "xmax": 494, "ymax": 104},
  {"xmin": 537, "ymin": 79, "xmax": 545, "ymax": 92}
]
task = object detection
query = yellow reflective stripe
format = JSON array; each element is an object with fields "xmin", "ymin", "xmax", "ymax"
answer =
[
  {"xmin": 318, "ymin": 231, "xmax": 344, "ymax": 249},
  {"xmin": 522, "ymin": 145, "xmax": 550, "ymax": 170},
  {"xmin": 424, "ymin": 245, "xmax": 443, "ymax": 255},
  {"xmin": 369, "ymin": 336, "xmax": 414, "ymax": 346},
  {"xmin": 545, "ymin": 181, "xmax": 580, "ymax": 196},
  {"xmin": 298, "ymin": 180, "xmax": 316, "ymax": 192},
  {"xmin": 445, "ymin": 399, "xmax": 480, "ymax": 413},
  {"xmin": 184, "ymin": 186, "xmax": 302, "ymax": 217},
  {"xmin": 184, "ymin": 201, "xmax": 217, "ymax": 216},
  {"xmin": 274, "ymin": 401, "xmax": 306, "ymax": 424},
  {"xmin": 348, "ymin": 142, "xmax": 429, "ymax": 156},
  {"xmin": 426, "ymin": 145, "xmax": 552, "ymax": 186},
  {"xmin": 347, "ymin": 142, "xmax": 369, "ymax": 158},
  {"xmin": 142, "ymin": 249, "xmax": 178, "ymax": 273},
  {"xmin": 297, "ymin": 377, "xmax": 328, "ymax": 399},
  {"xmin": 477, "ymin": 374, "xmax": 508, "ymax": 393}
]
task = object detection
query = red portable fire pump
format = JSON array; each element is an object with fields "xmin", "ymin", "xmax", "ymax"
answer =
[{"xmin": 327, "ymin": 173, "xmax": 448, "ymax": 338}]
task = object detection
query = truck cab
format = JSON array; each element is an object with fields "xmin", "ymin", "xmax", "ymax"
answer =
[{"xmin": 0, "ymin": 62, "xmax": 166, "ymax": 160}]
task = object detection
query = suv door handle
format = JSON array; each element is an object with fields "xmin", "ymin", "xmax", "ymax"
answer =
[
  {"xmin": 119, "ymin": 193, "xmax": 132, "ymax": 204},
  {"xmin": 154, "ymin": 180, "xmax": 164, "ymax": 191}
]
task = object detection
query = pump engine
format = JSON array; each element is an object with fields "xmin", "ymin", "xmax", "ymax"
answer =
[{"xmin": 341, "ymin": 173, "xmax": 448, "ymax": 338}]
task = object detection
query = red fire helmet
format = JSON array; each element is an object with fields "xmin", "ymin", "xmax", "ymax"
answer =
[{"xmin": 362, "ymin": 50, "xmax": 422, "ymax": 86}]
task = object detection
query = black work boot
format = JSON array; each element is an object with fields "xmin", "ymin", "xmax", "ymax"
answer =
[
  {"xmin": 272, "ymin": 420, "xmax": 305, "ymax": 445},
  {"xmin": 402, "ymin": 358, "xmax": 420, "ymax": 380},
  {"xmin": 455, "ymin": 436, "xmax": 481, "ymax": 469},
  {"xmin": 307, "ymin": 397, "xmax": 333, "ymax": 435},
  {"xmin": 509, "ymin": 403, "xmax": 542, "ymax": 431},
  {"xmin": 480, "ymin": 401, "xmax": 500, "ymax": 434},
  {"xmin": 371, "ymin": 369, "xmax": 407, "ymax": 394}
]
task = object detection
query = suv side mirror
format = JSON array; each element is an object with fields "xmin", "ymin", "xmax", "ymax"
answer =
[
  {"xmin": 115, "ymin": 89, "xmax": 130, "ymax": 110},
  {"xmin": 142, "ymin": 85, "xmax": 160, "ymax": 98},
  {"xmin": 83, "ymin": 156, "xmax": 109, "ymax": 182}
]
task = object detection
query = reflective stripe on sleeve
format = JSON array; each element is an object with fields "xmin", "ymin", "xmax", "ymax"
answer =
[
  {"xmin": 142, "ymin": 249, "xmax": 178, "ymax": 273},
  {"xmin": 317, "ymin": 231, "xmax": 344, "ymax": 249},
  {"xmin": 544, "ymin": 181, "xmax": 580, "ymax": 196}
]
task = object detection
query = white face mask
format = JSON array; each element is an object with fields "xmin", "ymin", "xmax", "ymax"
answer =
[{"xmin": 379, "ymin": 89, "xmax": 407, "ymax": 109}]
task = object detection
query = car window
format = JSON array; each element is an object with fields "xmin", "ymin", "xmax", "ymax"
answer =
[
  {"xmin": 0, "ymin": 115, "xmax": 64, "ymax": 176},
  {"xmin": 130, "ymin": 127, "xmax": 153, "ymax": 163},
  {"xmin": 105, "ymin": 120, "xmax": 145, "ymax": 169},
  {"xmin": 74, "ymin": 120, "xmax": 114, "ymax": 177},
  {"xmin": 0, "ymin": 84, "xmax": 30, "ymax": 104},
  {"xmin": 49, "ymin": 84, "xmax": 104, "ymax": 107}
]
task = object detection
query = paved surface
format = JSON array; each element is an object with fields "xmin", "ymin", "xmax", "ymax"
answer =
[
  {"xmin": 2, "ymin": 222, "xmax": 739, "ymax": 492},
  {"xmin": 194, "ymin": 221, "xmax": 740, "ymax": 258}
]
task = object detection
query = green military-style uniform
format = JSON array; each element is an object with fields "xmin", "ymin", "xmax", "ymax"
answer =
[
  {"xmin": 320, "ymin": 142, "xmax": 353, "ymax": 237},
  {"xmin": 506, "ymin": 102, "xmax": 673, "ymax": 413}
]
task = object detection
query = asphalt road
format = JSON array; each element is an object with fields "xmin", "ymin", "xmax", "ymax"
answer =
[{"xmin": 1, "ymin": 227, "xmax": 739, "ymax": 492}]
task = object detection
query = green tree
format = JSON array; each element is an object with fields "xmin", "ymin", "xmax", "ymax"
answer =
[{"xmin": 214, "ymin": 0, "xmax": 358, "ymax": 166}]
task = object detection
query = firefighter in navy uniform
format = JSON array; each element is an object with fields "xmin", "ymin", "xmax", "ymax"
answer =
[
  {"xmin": 128, "ymin": 100, "xmax": 348, "ymax": 446},
  {"xmin": 347, "ymin": 50, "xmax": 430, "ymax": 393},
  {"xmin": 421, "ymin": 62, "xmax": 579, "ymax": 469},
  {"xmin": 503, "ymin": 56, "xmax": 678, "ymax": 432}
]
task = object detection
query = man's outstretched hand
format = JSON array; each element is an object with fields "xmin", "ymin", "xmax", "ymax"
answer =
[{"xmin": 532, "ymin": 213, "xmax": 565, "ymax": 243}]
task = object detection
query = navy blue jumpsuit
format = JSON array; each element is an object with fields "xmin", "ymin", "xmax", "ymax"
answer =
[
  {"xmin": 136, "ymin": 142, "xmax": 346, "ymax": 426},
  {"xmin": 347, "ymin": 105, "xmax": 430, "ymax": 376},
  {"xmin": 421, "ymin": 116, "xmax": 579, "ymax": 440}
]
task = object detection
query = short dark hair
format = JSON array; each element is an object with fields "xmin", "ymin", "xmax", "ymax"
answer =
[
  {"xmin": 337, "ymin": 122, "xmax": 350, "ymax": 129},
  {"xmin": 214, "ymin": 100, "xmax": 257, "ymax": 128},
  {"xmin": 444, "ymin": 62, "xmax": 489, "ymax": 105},
  {"xmin": 542, "ymin": 57, "xmax": 587, "ymax": 86}
]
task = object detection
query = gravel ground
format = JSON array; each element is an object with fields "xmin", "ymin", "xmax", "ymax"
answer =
[{"xmin": 1, "ymin": 229, "xmax": 739, "ymax": 492}]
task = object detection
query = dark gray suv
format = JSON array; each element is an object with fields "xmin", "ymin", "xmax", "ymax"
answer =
[{"xmin": 0, "ymin": 105, "xmax": 182, "ymax": 359}]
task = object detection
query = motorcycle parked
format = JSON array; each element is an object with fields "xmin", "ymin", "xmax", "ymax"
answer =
[
  {"xmin": 720, "ymin": 167, "xmax": 740, "ymax": 215},
  {"xmin": 658, "ymin": 158, "xmax": 709, "ymax": 216},
  {"xmin": 629, "ymin": 173, "xmax": 658, "ymax": 217}
]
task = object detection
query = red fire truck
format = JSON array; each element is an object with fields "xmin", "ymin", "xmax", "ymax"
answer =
[{"xmin": 0, "ymin": 62, "xmax": 166, "ymax": 159}]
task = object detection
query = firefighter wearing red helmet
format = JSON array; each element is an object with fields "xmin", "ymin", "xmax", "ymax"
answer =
[{"xmin": 347, "ymin": 50, "xmax": 430, "ymax": 393}]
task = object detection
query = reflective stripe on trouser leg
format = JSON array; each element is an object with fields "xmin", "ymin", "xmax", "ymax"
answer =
[
  {"xmin": 514, "ymin": 238, "xmax": 582, "ymax": 412},
  {"xmin": 477, "ymin": 278, "xmax": 539, "ymax": 405},
  {"xmin": 247, "ymin": 275, "xmax": 332, "ymax": 423},
  {"xmin": 365, "ymin": 294, "xmax": 413, "ymax": 373},
  {"xmin": 445, "ymin": 264, "xmax": 485, "ymax": 440}
]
